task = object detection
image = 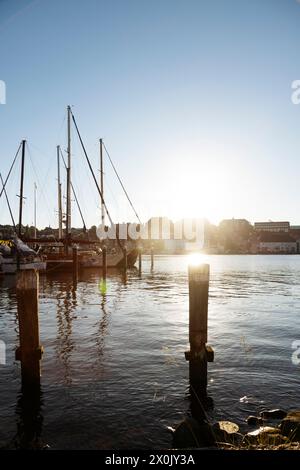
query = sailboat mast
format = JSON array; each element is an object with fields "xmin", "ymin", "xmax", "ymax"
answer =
[
  {"xmin": 57, "ymin": 145, "xmax": 63, "ymax": 239},
  {"xmin": 66, "ymin": 105, "xmax": 71, "ymax": 252},
  {"xmin": 100, "ymin": 138, "xmax": 105, "ymax": 227},
  {"xmin": 18, "ymin": 139, "xmax": 26, "ymax": 238},
  {"xmin": 34, "ymin": 182, "xmax": 37, "ymax": 239}
]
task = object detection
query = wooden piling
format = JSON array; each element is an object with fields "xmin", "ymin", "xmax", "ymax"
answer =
[
  {"xmin": 72, "ymin": 246, "xmax": 78, "ymax": 285},
  {"xmin": 185, "ymin": 263, "xmax": 213, "ymax": 396},
  {"xmin": 16, "ymin": 270, "xmax": 43, "ymax": 387},
  {"xmin": 102, "ymin": 246, "xmax": 107, "ymax": 279},
  {"xmin": 150, "ymin": 246, "xmax": 154, "ymax": 270},
  {"xmin": 189, "ymin": 264, "xmax": 209, "ymax": 348},
  {"xmin": 123, "ymin": 247, "xmax": 127, "ymax": 272},
  {"xmin": 138, "ymin": 248, "xmax": 142, "ymax": 274}
]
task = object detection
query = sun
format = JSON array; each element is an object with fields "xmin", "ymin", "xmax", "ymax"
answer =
[
  {"xmin": 187, "ymin": 253, "xmax": 208, "ymax": 266},
  {"xmin": 157, "ymin": 138, "xmax": 243, "ymax": 224}
]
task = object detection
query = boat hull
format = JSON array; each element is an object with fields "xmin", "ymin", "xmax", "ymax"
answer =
[
  {"xmin": 0, "ymin": 238, "xmax": 47, "ymax": 275},
  {"xmin": 78, "ymin": 248, "xmax": 139, "ymax": 268},
  {"xmin": 0, "ymin": 260, "xmax": 47, "ymax": 274}
]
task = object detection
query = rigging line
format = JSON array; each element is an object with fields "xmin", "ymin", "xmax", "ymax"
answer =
[
  {"xmin": 56, "ymin": 110, "xmax": 67, "ymax": 144},
  {"xmin": 59, "ymin": 147, "xmax": 87, "ymax": 232},
  {"xmin": 0, "ymin": 172, "xmax": 16, "ymax": 229},
  {"xmin": 102, "ymin": 141, "xmax": 142, "ymax": 225},
  {"xmin": 1, "ymin": 160, "xmax": 19, "ymax": 224},
  {"xmin": 29, "ymin": 142, "xmax": 56, "ymax": 197},
  {"xmin": 103, "ymin": 173, "xmax": 120, "ymax": 212},
  {"xmin": 26, "ymin": 142, "xmax": 57, "ymax": 237},
  {"xmin": 71, "ymin": 143, "xmax": 99, "ymax": 213},
  {"xmin": 74, "ymin": 166, "xmax": 97, "ymax": 225},
  {"xmin": 71, "ymin": 111, "xmax": 126, "ymax": 254},
  {"xmin": 26, "ymin": 142, "xmax": 53, "ymax": 218},
  {"xmin": 70, "ymin": 111, "xmax": 114, "ymax": 228},
  {"xmin": 0, "ymin": 141, "xmax": 22, "ymax": 200}
]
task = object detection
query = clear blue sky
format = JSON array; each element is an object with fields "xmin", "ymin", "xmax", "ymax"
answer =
[{"xmin": 1, "ymin": 0, "xmax": 300, "ymax": 229}]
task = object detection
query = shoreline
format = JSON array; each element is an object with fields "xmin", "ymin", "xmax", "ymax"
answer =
[{"xmin": 171, "ymin": 410, "xmax": 300, "ymax": 451}]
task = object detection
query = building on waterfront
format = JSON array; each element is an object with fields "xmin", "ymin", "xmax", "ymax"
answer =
[
  {"xmin": 290, "ymin": 226, "xmax": 300, "ymax": 242},
  {"xmin": 256, "ymin": 232, "xmax": 297, "ymax": 253},
  {"xmin": 254, "ymin": 221, "xmax": 290, "ymax": 233}
]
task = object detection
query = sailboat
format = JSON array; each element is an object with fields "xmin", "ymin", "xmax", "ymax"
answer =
[
  {"xmin": 0, "ymin": 236, "xmax": 46, "ymax": 274},
  {"xmin": 78, "ymin": 136, "xmax": 139, "ymax": 268},
  {"xmin": 0, "ymin": 140, "xmax": 46, "ymax": 274},
  {"xmin": 42, "ymin": 106, "xmax": 138, "ymax": 270}
]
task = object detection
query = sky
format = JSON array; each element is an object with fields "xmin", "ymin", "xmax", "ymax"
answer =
[{"xmin": 1, "ymin": 0, "xmax": 300, "ymax": 229}]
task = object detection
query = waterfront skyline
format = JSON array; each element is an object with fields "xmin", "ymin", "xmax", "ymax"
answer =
[{"xmin": 1, "ymin": 0, "xmax": 300, "ymax": 228}]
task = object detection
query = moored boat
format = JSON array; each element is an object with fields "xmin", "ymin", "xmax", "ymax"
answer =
[
  {"xmin": 40, "ymin": 106, "xmax": 139, "ymax": 271},
  {"xmin": 0, "ymin": 237, "xmax": 46, "ymax": 274},
  {"xmin": 39, "ymin": 244, "xmax": 138, "ymax": 270},
  {"xmin": 79, "ymin": 247, "xmax": 139, "ymax": 268}
]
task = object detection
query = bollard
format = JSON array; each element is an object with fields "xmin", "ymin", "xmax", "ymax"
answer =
[
  {"xmin": 102, "ymin": 246, "xmax": 107, "ymax": 279},
  {"xmin": 16, "ymin": 270, "xmax": 43, "ymax": 387},
  {"xmin": 150, "ymin": 246, "xmax": 154, "ymax": 270},
  {"xmin": 185, "ymin": 263, "xmax": 214, "ymax": 396},
  {"xmin": 138, "ymin": 248, "xmax": 142, "ymax": 274},
  {"xmin": 72, "ymin": 246, "xmax": 78, "ymax": 285}
]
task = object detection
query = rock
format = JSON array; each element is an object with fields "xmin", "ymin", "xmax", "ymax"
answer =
[
  {"xmin": 245, "ymin": 426, "xmax": 285, "ymax": 446},
  {"xmin": 212, "ymin": 421, "xmax": 242, "ymax": 445},
  {"xmin": 259, "ymin": 409, "xmax": 287, "ymax": 420},
  {"xmin": 216, "ymin": 421, "xmax": 239, "ymax": 434},
  {"xmin": 246, "ymin": 415, "xmax": 264, "ymax": 426},
  {"xmin": 280, "ymin": 411, "xmax": 300, "ymax": 441},
  {"xmin": 173, "ymin": 417, "xmax": 216, "ymax": 448},
  {"xmin": 248, "ymin": 426, "xmax": 279, "ymax": 436}
]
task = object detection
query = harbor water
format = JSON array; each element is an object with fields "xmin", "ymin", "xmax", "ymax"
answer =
[{"xmin": 0, "ymin": 254, "xmax": 299, "ymax": 449}]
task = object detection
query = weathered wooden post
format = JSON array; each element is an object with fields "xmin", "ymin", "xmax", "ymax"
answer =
[
  {"xmin": 150, "ymin": 246, "xmax": 154, "ymax": 270},
  {"xmin": 16, "ymin": 384, "xmax": 42, "ymax": 449},
  {"xmin": 102, "ymin": 246, "xmax": 107, "ymax": 279},
  {"xmin": 185, "ymin": 263, "xmax": 214, "ymax": 397},
  {"xmin": 17, "ymin": 253, "xmax": 21, "ymax": 271},
  {"xmin": 72, "ymin": 246, "xmax": 78, "ymax": 286},
  {"xmin": 16, "ymin": 270, "xmax": 43, "ymax": 387},
  {"xmin": 123, "ymin": 246, "xmax": 127, "ymax": 272},
  {"xmin": 138, "ymin": 248, "xmax": 142, "ymax": 274}
]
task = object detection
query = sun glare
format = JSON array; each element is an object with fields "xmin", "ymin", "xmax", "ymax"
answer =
[
  {"xmin": 165, "ymin": 150, "xmax": 235, "ymax": 223},
  {"xmin": 187, "ymin": 253, "xmax": 208, "ymax": 266}
]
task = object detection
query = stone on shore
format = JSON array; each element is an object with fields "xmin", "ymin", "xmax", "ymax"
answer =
[
  {"xmin": 246, "ymin": 415, "xmax": 264, "ymax": 426},
  {"xmin": 280, "ymin": 411, "xmax": 300, "ymax": 441},
  {"xmin": 245, "ymin": 426, "xmax": 286, "ymax": 446},
  {"xmin": 259, "ymin": 409, "xmax": 287, "ymax": 420},
  {"xmin": 212, "ymin": 421, "xmax": 242, "ymax": 445},
  {"xmin": 173, "ymin": 417, "xmax": 216, "ymax": 448}
]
